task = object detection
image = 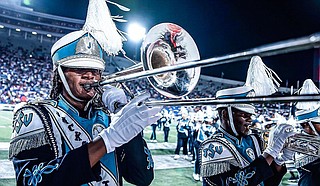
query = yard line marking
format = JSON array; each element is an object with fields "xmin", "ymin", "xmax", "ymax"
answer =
[{"xmin": 0, "ymin": 115, "xmax": 12, "ymax": 122}]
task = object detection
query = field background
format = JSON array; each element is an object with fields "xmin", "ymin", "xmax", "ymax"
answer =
[{"xmin": 0, "ymin": 110, "xmax": 296, "ymax": 186}]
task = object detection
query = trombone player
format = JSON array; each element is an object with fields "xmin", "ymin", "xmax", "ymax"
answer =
[
  {"xmin": 9, "ymin": 1, "xmax": 162, "ymax": 185},
  {"xmin": 292, "ymin": 79, "xmax": 320, "ymax": 186},
  {"xmin": 200, "ymin": 56, "xmax": 295, "ymax": 186}
]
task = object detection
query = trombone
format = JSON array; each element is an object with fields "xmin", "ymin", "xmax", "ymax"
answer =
[{"xmin": 83, "ymin": 23, "xmax": 320, "ymax": 105}]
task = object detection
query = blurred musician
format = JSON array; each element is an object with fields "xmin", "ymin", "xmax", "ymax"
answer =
[{"xmin": 174, "ymin": 107, "xmax": 190, "ymax": 159}]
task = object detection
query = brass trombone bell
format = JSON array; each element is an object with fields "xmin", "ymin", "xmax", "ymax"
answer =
[
  {"xmin": 141, "ymin": 23, "xmax": 200, "ymax": 98},
  {"xmin": 90, "ymin": 23, "xmax": 201, "ymax": 98}
]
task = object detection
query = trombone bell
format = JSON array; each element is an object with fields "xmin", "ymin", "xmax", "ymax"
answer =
[{"xmin": 141, "ymin": 23, "xmax": 201, "ymax": 98}]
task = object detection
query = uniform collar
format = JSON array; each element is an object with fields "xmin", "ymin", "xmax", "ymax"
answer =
[
  {"xmin": 219, "ymin": 127, "xmax": 243, "ymax": 145},
  {"xmin": 58, "ymin": 95, "xmax": 93, "ymax": 118}
]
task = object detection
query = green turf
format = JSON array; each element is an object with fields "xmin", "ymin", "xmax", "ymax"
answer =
[
  {"xmin": 0, "ymin": 150, "xmax": 8, "ymax": 160},
  {"xmin": 0, "ymin": 179, "xmax": 15, "ymax": 186},
  {"xmin": 0, "ymin": 111, "xmax": 13, "ymax": 142},
  {"xmin": 150, "ymin": 149, "xmax": 175, "ymax": 155},
  {"xmin": 143, "ymin": 124, "xmax": 178, "ymax": 144}
]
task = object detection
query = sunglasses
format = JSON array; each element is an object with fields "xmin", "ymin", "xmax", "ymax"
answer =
[
  {"xmin": 65, "ymin": 68, "xmax": 102, "ymax": 76},
  {"xmin": 233, "ymin": 111, "xmax": 252, "ymax": 119}
]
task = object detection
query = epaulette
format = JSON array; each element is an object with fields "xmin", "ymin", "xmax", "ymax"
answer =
[
  {"xmin": 200, "ymin": 134, "xmax": 242, "ymax": 177},
  {"xmin": 9, "ymin": 100, "xmax": 58, "ymax": 159}
]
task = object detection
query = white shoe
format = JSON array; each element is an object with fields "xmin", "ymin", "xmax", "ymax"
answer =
[
  {"xmin": 200, "ymin": 176, "xmax": 203, "ymax": 182},
  {"xmin": 183, "ymin": 155, "xmax": 188, "ymax": 160},
  {"xmin": 191, "ymin": 160, "xmax": 195, "ymax": 164},
  {"xmin": 193, "ymin": 173, "xmax": 200, "ymax": 181},
  {"xmin": 173, "ymin": 155, "xmax": 180, "ymax": 160}
]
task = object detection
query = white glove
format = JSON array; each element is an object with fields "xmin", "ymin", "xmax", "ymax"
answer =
[
  {"xmin": 274, "ymin": 147, "xmax": 295, "ymax": 165},
  {"xmin": 99, "ymin": 92, "xmax": 162, "ymax": 153},
  {"xmin": 264, "ymin": 123, "xmax": 295, "ymax": 159},
  {"xmin": 102, "ymin": 85, "xmax": 127, "ymax": 113}
]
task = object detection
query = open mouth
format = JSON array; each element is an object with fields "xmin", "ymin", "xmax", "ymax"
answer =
[{"xmin": 81, "ymin": 83, "xmax": 93, "ymax": 92}]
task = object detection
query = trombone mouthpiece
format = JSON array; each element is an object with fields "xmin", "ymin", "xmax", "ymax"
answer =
[{"xmin": 82, "ymin": 82, "xmax": 100, "ymax": 91}]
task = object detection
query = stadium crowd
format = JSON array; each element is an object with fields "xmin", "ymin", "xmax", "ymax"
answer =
[
  {"xmin": 0, "ymin": 41, "xmax": 291, "ymax": 118},
  {"xmin": 0, "ymin": 42, "xmax": 52, "ymax": 104}
]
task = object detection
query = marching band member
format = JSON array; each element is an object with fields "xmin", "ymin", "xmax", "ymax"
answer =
[
  {"xmin": 293, "ymin": 79, "xmax": 320, "ymax": 186},
  {"xmin": 200, "ymin": 56, "xmax": 295, "ymax": 186},
  {"xmin": 193, "ymin": 110, "xmax": 207, "ymax": 181},
  {"xmin": 9, "ymin": 1, "xmax": 162, "ymax": 185},
  {"xmin": 174, "ymin": 107, "xmax": 190, "ymax": 159}
]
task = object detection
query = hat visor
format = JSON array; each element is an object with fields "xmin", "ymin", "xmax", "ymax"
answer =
[{"xmin": 56, "ymin": 55, "xmax": 105, "ymax": 70}]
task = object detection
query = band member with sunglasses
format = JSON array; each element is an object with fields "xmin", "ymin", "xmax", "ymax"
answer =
[
  {"xmin": 200, "ymin": 56, "xmax": 295, "ymax": 186},
  {"xmin": 8, "ymin": 1, "xmax": 162, "ymax": 185}
]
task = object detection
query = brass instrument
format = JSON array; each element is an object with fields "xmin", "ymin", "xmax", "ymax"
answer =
[
  {"xmin": 83, "ymin": 23, "xmax": 320, "ymax": 158},
  {"xmin": 285, "ymin": 133, "xmax": 320, "ymax": 157},
  {"xmin": 83, "ymin": 22, "xmax": 320, "ymax": 104}
]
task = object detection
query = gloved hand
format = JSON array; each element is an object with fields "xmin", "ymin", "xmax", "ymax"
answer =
[
  {"xmin": 264, "ymin": 123, "xmax": 295, "ymax": 159},
  {"xmin": 102, "ymin": 85, "xmax": 127, "ymax": 113},
  {"xmin": 274, "ymin": 147, "xmax": 295, "ymax": 165},
  {"xmin": 99, "ymin": 92, "xmax": 162, "ymax": 153}
]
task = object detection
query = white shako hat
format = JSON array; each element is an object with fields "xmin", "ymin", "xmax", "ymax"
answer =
[
  {"xmin": 50, "ymin": 0, "xmax": 127, "ymax": 102},
  {"xmin": 216, "ymin": 86, "xmax": 256, "ymax": 115},
  {"xmin": 215, "ymin": 56, "xmax": 281, "ymax": 136},
  {"xmin": 295, "ymin": 79, "xmax": 320, "ymax": 136}
]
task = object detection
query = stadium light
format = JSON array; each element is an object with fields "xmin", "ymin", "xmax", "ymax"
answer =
[
  {"xmin": 127, "ymin": 23, "xmax": 146, "ymax": 42},
  {"xmin": 23, "ymin": 0, "xmax": 31, "ymax": 6},
  {"xmin": 0, "ymin": 25, "xmax": 4, "ymax": 29},
  {"xmin": 15, "ymin": 28, "xmax": 21, "ymax": 32},
  {"xmin": 31, "ymin": 31, "xmax": 37, "ymax": 35},
  {"xmin": 47, "ymin": 34, "xmax": 52, "ymax": 37}
]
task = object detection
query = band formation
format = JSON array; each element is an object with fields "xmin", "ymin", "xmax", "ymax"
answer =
[{"xmin": 6, "ymin": 0, "xmax": 320, "ymax": 186}]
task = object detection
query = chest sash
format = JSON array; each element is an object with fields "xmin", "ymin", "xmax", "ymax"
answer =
[
  {"xmin": 200, "ymin": 134, "xmax": 262, "ymax": 177},
  {"xmin": 43, "ymin": 104, "xmax": 119, "ymax": 186}
]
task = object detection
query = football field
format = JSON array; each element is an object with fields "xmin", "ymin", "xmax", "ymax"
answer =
[
  {"xmin": 0, "ymin": 110, "xmax": 296, "ymax": 186},
  {"xmin": 0, "ymin": 110, "xmax": 12, "ymax": 142}
]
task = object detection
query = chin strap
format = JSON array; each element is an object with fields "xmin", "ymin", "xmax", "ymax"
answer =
[
  {"xmin": 308, "ymin": 121, "xmax": 320, "ymax": 136},
  {"xmin": 228, "ymin": 106, "xmax": 239, "ymax": 136},
  {"xmin": 57, "ymin": 65, "xmax": 85, "ymax": 102}
]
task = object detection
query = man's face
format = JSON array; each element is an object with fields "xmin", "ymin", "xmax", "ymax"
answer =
[
  {"xmin": 300, "ymin": 121, "xmax": 320, "ymax": 136},
  {"xmin": 63, "ymin": 68, "xmax": 101, "ymax": 100},
  {"xmin": 232, "ymin": 109, "xmax": 253, "ymax": 136}
]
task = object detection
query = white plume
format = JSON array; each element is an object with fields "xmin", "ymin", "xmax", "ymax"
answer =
[
  {"xmin": 245, "ymin": 56, "xmax": 282, "ymax": 96},
  {"xmin": 295, "ymin": 79, "xmax": 320, "ymax": 110},
  {"xmin": 83, "ymin": 0, "xmax": 126, "ymax": 55}
]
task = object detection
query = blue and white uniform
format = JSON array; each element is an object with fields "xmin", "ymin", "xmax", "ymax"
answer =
[
  {"xmin": 9, "ymin": 95, "xmax": 153, "ymax": 186},
  {"xmin": 200, "ymin": 128, "xmax": 287, "ymax": 186}
]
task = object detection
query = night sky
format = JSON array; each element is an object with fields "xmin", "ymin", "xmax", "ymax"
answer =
[{"xmin": 24, "ymin": 0, "xmax": 320, "ymax": 87}]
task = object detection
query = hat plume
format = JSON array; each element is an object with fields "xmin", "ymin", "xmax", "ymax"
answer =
[
  {"xmin": 245, "ymin": 56, "xmax": 281, "ymax": 96},
  {"xmin": 295, "ymin": 79, "xmax": 320, "ymax": 110},
  {"xmin": 83, "ymin": 0, "xmax": 126, "ymax": 55}
]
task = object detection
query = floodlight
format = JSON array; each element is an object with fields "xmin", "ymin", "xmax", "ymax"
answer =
[{"xmin": 128, "ymin": 23, "xmax": 146, "ymax": 42}]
